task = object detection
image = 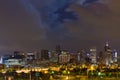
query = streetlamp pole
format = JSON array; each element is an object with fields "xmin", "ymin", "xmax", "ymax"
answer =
[{"xmin": 29, "ymin": 67, "xmax": 32, "ymax": 80}]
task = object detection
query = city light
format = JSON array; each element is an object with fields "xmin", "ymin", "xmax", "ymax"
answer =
[{"xmin": 0, "ymin": 42, "xmax": 119, "ymax": 80}]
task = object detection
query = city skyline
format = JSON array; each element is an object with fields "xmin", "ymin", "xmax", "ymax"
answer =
[
  {"xmin": 1, "ymin": 41, "xmax": 118, "ymax": 55},
  {"xmin": 0, "ymin": 0, "xmax": 120, "ymax": 54}
]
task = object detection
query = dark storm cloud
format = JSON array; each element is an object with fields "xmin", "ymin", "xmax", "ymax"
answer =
[
  {"xmin": 27, "ymin": 0, "xmax": 104, "ymax": 41},
  {"xmin": 66, "ymin": 0, "xmax": 120, "ymax": 49},
  {"xmin": 26, "ymin": 0, "xmax": 112, "ymax": 50},
  {"xmin": 26, "ymin": 0, "xmax": 79, "ymax": 43},
  {"xmin": 0, "ymin": 0, "xmax": 119, "ymax": 54}
]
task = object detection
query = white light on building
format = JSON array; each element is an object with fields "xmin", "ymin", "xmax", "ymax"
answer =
[{"xmin": 90, "ymin": 47, "xmax": 97, "ymax": 64}]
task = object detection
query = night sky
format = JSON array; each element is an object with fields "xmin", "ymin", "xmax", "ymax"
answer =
[{"xmin": 0, "ymin": 0, "xmax": 120, "ymax": 54}]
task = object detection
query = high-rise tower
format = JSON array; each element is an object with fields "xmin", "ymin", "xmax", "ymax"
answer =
[
  {"xmin": 104, "ymin": 42, "xmax": 111, "ymax": 52},
  {"xmin": 90, "ymin": 47, "xmax": 97, "ymax": 64},
  {"xmin": 104, "ymin": 42, "xmax": 113, "ymax": 65},
  {"xmin": 56, "ymin": 45, "xmax": 61, "ymax": 54},
  {"xmin": 113, "ymin": 49, "xmax": 118, "ymax": 63}
]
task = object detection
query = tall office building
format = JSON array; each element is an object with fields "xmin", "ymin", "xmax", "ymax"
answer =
[
  {"xmin": 50, "ymin": 51, "xmax": 58, "ymax": 62},
  {"xmin": 58, "ymin": 50, "xmax": 70, "ymax": 64},
  {"xmin": 26, "ymin": 52, "xmax": 35, "ymax": 66},
  {"xmin": 77, "ymin": 50, "xmax": 86, "ymax": 64},
  {"xmin": 104, "ymin": 42, "xmax": 113, "ymax": 65},
  {"xmin": 90, "ymin": 47, "xmax": 97, "ymax": 64},
  {"xmin": 56, "ymin": 45, "xmax": 61, "ymax": 54},
  {"xmin": 41, "ymin": 50, "xmax": 49, "ymax": 60},
  {"xmin": 104, "ymin": 42, "xmax": 111, "ymax": 52},
  {"xmin": 113, "ymin": 49, "xmax": 118, "ymax": 63},
  {"xmin": 98, "ymin": 51, "xmax": 104, "ymax": 64}
]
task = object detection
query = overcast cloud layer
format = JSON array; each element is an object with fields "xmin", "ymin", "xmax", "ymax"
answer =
[{"xmin": 0, "ymin": 0, "xmax": 119, "ymax": 54}]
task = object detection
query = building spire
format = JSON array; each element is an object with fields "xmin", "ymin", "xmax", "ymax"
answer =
[
  {"xmin": 105, "ymin": 41, "xmax": 109, "ymax": 47},
  {"xmin": 104, "ymin": 41, "xmax": 111, "ymax": 52}
]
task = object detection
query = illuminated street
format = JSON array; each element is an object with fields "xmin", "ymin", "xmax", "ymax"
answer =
[{"xmin": 0, "ymin": 65, "xmax": 119, "ymax": 80}]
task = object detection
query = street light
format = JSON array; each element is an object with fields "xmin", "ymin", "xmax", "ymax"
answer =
[
  {"xmin": 98, "ymin": 72, "xmax": 101, "ymax": 80},
  {"xmin": 66, "ymin": 71, "xmax": 70, "ymax": 80},
  {"xmin": 29, "ymin": 70, "xmax": 32, "ymax": 80},
  {"xmin": 66, "ymin": 76, "xmax": 69, "ymax": 80}
]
